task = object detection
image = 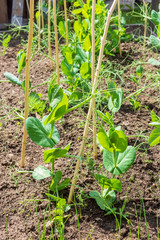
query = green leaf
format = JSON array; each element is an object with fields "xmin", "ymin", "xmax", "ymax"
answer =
[
  {"xmin": 62, "ymin": 47, "xmax": 73, "ymax": 65},
  {"xmin": 4, "ymin": 72, "xmax": 22, "ymax": 86},
  {"xmin": 58, "ymin": 21, "xmax": 66, "ymax": 38},
  {"xmin": 84, "ymin": 35, "xmax": 91, "ymax": 51},
  {"xmin": 74, "ymin": 21, "xmax": 83, "ymax": 34},
  {"xmin": 80, "ymin": 62, "xmax": 91, "ymax": 79},
  {"xmin": 89, "ymin": 190, "xmax": 115, "ymax": 211},
  {"xmin": 108, "ymin": 82, "xmax": 123, "ymax": 113},
  {"xmin": 151, "ymin": 10, "xmax": 160, "ymax": 25},
  {"xmin": 32, "ymin": 165, "xmax": 52, "ymax": 180},
  {"xmin": 98, "ymin": 129, "xmax": 113, "ymax": 152},
  {"xmin": 89, "ymin": 191, "xmax": 107, "ymax": 210},
  {"xmin": 48, "ymin": 84, "xmax": 63, "ymax": 108},
  {"xmin": 75, "ymin": 46, "xmax": 88, "ymax": 63},
  {"xmin": 136, "ymin": 65, "xmax": 143, "ymax": 78},
  {"xmin": 148, "ymin": 58, "xmax": 160, "ymax": 66},
  {"xmin": 57, "ymin": 178, "xmax": 71, "ymax": 191},
  {"xmin": 149, "ymin": 128, "xmax": 160, "ymax": 146},
  {"xmin": 17, "ymin": 50, "xmax": 26, "ymax": 75},
  {"xmin": 26, "ymin": 117, "xmax": 57, "ymax": 148},
  {"xmin": 103, "ymin": 146, "xmax": 136, "ymax": 175},
  {"xmin": 150, "ymin": 35, "xmax": 160, "ymax": 49},
  {"xmin": 44, "ymin": 143, "xmax": 71, "ymax": 163},
  {"xmin": 96, "ymin": 174, "xmax": 122, "ymax": 192},
  {"xmin": 96, "ymin": 110, "xmax": 114, "ymax": 127},
  {"xmin": 29, "ymin": 91, "xmax": 46, "ymax": 114},
  {"xmin": 44, "ymin": 93, "xmax": 68, "ymax": 124},
  {"xmin": 50, "ymin": 171, "xmax": 62, "ymax": 191},
  {"xmin": 72, "ymin": 8, "xmax": 83, "ymax": 15},
  {"xmin": 110, "ymin": 130, "xmax": 128, "ymax": 153},
  {"xmin": 42, "ymin": 116, "xmax": 60, "ymax": 145},
  {"xmin": 149, "ymin": 122, "xmax": 160, "ymax": 127},
  {"xmin": 151, "ymin": 111, "xmax": 160, "ymax": 122},
  {"xmin": 61, "ymin": 59, "xmax": 74, "ymax": 77}
]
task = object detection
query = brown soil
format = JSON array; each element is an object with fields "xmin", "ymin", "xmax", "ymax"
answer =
[{"xmin": 0, "ymin": 37, "xmax": 160, "ymax": 240}]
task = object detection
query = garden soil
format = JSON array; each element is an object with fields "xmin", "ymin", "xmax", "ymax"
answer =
[{"xmin": 0, "ymin": 37, "xmax": 160, "ymax": 240}]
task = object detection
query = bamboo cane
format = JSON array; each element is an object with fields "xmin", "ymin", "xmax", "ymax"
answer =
[
  {"xmin": 48, "ymin": 0, "xmax": 53, "ymax": 69},
  {"xmin": 64, "ymin": 0, "xmax": 69, "ymax": 46},
  {"xmin": 92, "ymin": 0, "xmax": 97, "ymax": 158},
  {"xmin": 68, "ymin": 0, "xmax": 118, "ymax": 204},
  {"xmin": 20, "ymin": 0, "xmax": 34, "ymax": 167},
  {"xmin": 118, "ymin": 0, "xmax": 122, "ymax": 56},
  {"xmin": 144, "ymin": 1, "xmax": 148, "ymax": 47},
  {"xmin": 53, "ymin": 0, "xmax": 60, "ymax": 84},
  {"xmin": 41, "ymin": 0, "xmax": 45, "ymax": 40},
  {"xmin": 26, "ymin": 0, "xmax": 30, "ymax": 15},
  {"xmin": 38, "ymin": 0, "xmax": 41, "ymax": 50}
]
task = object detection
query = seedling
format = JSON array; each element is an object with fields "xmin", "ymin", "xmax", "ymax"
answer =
[
  {"xmin": 0, "ymin": 33, "xmax": 11, "ymax": 55},
  {"xmin": 90, "ymin": 82, "xmax": 136, "ymax": 214}
]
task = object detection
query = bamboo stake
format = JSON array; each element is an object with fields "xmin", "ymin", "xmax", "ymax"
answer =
[
  {"xmin": 48, "ymin": 0, "xmax": 53, "ymax": 69},
  {"xmin": 68, "ymin": 0, "xmax": 118, "ymax": 204},
  {"xmin": 38, "ymin": 0, "xmax": 41, "ymax": 50},
  {"xmin": 20, "ymin": 0, "xmax": 34, "ymax": 167},
  {"xmin": 53, "ymin": 0, "xmax": 60, "ymax": 84},
  {"xmin": 92, "ymin": 0, "xmax": 97, "ymax": 158},
  {"xmin": 118, "ymin": 0, "xmax": 122, "ymax": 56},
  {"xmin": 144, "ymin": 0, "xmax": 148, "ymax": 47},
  {"xmin": 64, "ymin": 0, "xmax": 69, "ymax": 46},
  {"xmin": 41, "ymin": 0, "xmax": 45, "ymax": 40},
  {"xmin": 26, "ymin": 0, "xmax": 30, "ymax": 15}
]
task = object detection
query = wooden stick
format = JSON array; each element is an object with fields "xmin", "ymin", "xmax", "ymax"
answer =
[
  {"xmin": 53, "ymin": 0, "xmax": 60, "ymax": 84},
  {"xmin": 20, "ymin": 0, "xmax": 34, "ymax": 167},
  {"xmin": 68, "ymin": 0, "xmax": 118, "ymax": 204},
  {"xmin": 64, "ymin": 0, "xmax": 69, "ymax": 46},
  {"xmin": 144, "ymin": 0, "xmax": 148, "ymax": 47},
  {"xmin": 41, "ymin": 0, "xmax": 45, "ymax": 40},
  {"xmin": 48, "ymin": 0, "xmax": 53, "ymax": 69},
  {"xmin": 26, "ymin": 0, "xmax": 30, "ymax": 15},
  {"xmin": 92, "ymin": 0, "xmax": 97, "ymax": 158},
  {"xmin": 118, "ymin": 0, "xmax": 122, "ymax": 56},
  {"xmin": 38, "ymin": 0, "xmax": 41, "ymax": 50}
]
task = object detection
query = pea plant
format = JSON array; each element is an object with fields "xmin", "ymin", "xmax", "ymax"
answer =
[
  {"xmin": 0, "ymin": 33, "xmax": 11, "ymax": 55},
  {"xmin": 26, "ymin": 83, "xmax": 71, "ymax": 194},
  {"xmin": 58, "ymin": 0, "xmax": 132, "ymax": 104},
  {"xmin": 90, "ymin": 81, "xmax": 136, "ymax": 213}
]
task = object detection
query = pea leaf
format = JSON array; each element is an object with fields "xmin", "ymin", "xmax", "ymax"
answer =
[
  {"xmin": 26, "ymin": 117, "xmax": 58, "ymax": 148},
  {"xmin": 32, "ymin": 165, "xmax": 52, "ymax": 180},
  {"xmin": 103, "ymin": 146, "xmax": 136, "ymax": 175},
  {"xmin": 98, "ymin": 129, "xmax": 113, "ymax": 152},
  {"xmin": 110, "ymin": 130, "xmax": 128, "ymax": 153},
  {"xmin": 4, "ymin": 72, "xmax": 22, "ymax": 86},
  {"xmin": 96, "ymin": 174, "xmax": 122, "ymax": 192},
  {"xmin": 149, "ymin": 128, "xmax": 160, "ymax": 146}
]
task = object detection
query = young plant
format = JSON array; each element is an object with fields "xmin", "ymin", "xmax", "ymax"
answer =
[
  {"xmin": 90, "ymin": 81, "xmax": 136, "ymax": 213},
  {"xmin": 129, "ymin": 65, "xmax": 144, "ymax": 110},
  {"xmin": 0, "ymin": 33, "xmax": 11, "ymax": 55},
  {"xmin": 26, "ymin": 83, "xmax": 71, "ymax": 193}
]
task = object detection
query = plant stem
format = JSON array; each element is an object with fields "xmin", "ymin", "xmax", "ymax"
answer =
[
  {"xmin": 118, "ymin": 0, "xmax": 122, "ymax": 56},
  {"xmin": 38, "ymin": 0, "xmax": 41, "ymax": 51},
  {"xmin": 92, "ymin": 0, "xmax": 97, "ymax": 158},
  {"xmin": 144, "ymin": 1, "xmax": 148, "ymax": 47},
  {"xmin": 53, "ymin": 0, "xmax": 60, "ymax": 84},
  {"xmin": 64, "ymin": 0, "xmax": 69, "ymax": 46},
  {"xmin": 20, "ymin": 0, "xmax": 34, "ymax": 167},
  {"xmin": 68, "ymin": 0, "xmax": 118, "ymax": 204},
  {"xmin": 48, "ymin": 0, "xmax": 53, "ymax": 69}
]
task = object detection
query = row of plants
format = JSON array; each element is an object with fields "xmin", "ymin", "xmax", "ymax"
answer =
[{"xmin": 1, "ymin": 0, "xmax": 160, "ymax": 238}]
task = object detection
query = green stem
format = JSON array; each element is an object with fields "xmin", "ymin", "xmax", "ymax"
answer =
[
  {"xmin": 66, "ymin": 92, "xmax": 96, "ymax": 114},
  {"xmin": 49, "ymin": 122, "xmax": 54, "ymax": 139}
]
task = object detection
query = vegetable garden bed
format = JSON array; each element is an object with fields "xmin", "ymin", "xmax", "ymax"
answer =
[{"xmin": 0, "ymin": 1, "xmax": 160, "ymax": 239}]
